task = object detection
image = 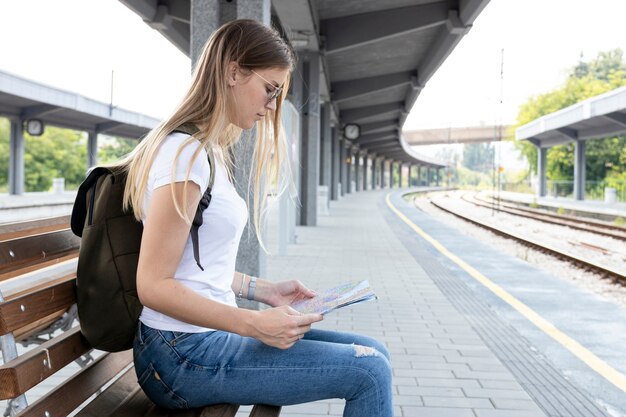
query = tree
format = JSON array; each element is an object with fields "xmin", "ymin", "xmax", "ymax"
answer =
[
  {"xmin": 462, "ymin": 143, "xmax": 494, "ymax": 173},
  {"xmin": 24, "ymin": 126, "xmax": 87, "ymax": 191},
  {"xmin": 98, "ymin": 136, "xmax": 139, "ymax": 164},
  {"xmin": 515, "ymin": 49, "xmax": 626, "ymax": 181}
]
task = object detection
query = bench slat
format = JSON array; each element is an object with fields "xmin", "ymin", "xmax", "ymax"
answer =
[
  {"xmin": 15, "ymin": 350, "xmax": 133, "ymax": 417},
  {"xmin": 0, "ymin": 229, "xmax": 80, "ymax": 281},
  {"xmin": 0, "ymin": 279, "xmax": 75, "ymax": 335},
  {"xmin": 249, "ymin": 405, "xmax": 282, "ymax": 417},
  {"xmin": 0, "ymin": 216, "xmax": 70, "ymax": 241},
  {"xmin": 0, "ymin": 326, "xmax": 90, "ymax": 399}
]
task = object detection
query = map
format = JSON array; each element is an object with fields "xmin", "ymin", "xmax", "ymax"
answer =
[{"xmin": 290, "ymin": 280, "xmax": 377, "ymax": 315}]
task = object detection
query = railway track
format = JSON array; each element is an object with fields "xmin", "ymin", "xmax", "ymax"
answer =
[
  {"xmin": 461, "ymin": 192, "xmax": 626, "ymax": 242},
  {"xmin": 424, "ymin": 197, "xmax": 626, "ymax": 284}
]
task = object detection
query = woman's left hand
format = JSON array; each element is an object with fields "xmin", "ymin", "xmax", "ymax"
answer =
[{"xmin": 265, "ymin": 280, "xmax": 316, "ymax": 307}]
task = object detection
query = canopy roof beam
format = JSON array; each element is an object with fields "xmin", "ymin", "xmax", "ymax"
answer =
[
  {"xmin": 340, "ymin": 103, "xmax": 402, "ymax": 123},
  {"xmin": 332, "ymin": 72, "xmax": 415, "ymax": 103},
  {"xmin": 321, "ymin": 1, "xmax": 449, "ymax": 54}
]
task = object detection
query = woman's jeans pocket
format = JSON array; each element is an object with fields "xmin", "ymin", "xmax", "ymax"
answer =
[{"xmin": 137, "ymin": 362, "xmax": 189, "ymax": 409}]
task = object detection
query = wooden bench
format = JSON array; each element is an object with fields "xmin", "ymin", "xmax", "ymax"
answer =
[{"xmin": 0, "ymin": 216, "xmax": 281, "ymax": 417}]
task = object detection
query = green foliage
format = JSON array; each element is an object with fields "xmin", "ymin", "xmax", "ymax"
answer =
[
  {"xmin": 557, "ymin": 207, "xmax": 565, "ymax": 215},
  {"xmin": 529, "ymin": 198, "xmax": 539, "ymax": 209},
  {"xmin": 515, "ymin": 49, "xmax": 626, "ymax": 180},
  {"xmin": 24, "ymin": 126, "xmax": 87, "ymax": 191},
  {"xmin": 615, "ymin": 216, "xmax": 625, "ymax": 226},
  {"xmin": 455, "ymin": 165, "xmax": 492, "ymax": 188},
  {"xmin": 462, "ymin": 143, "xmax": 494, "ymax": 173},
  {"xmin": 0, "ymin": 118, "xmax": 141, "ymax": 193},
  {"xmin": 98, "ymin": 136, "xmax": 138, "ymax": 165}
]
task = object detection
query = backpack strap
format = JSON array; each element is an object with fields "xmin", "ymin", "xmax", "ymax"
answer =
[
  {"xmin": 71, "ymin": 167, "xmax": 112, "ymax": 237},
  {"xmin": 190, "ymin": 148, "xmax": 216, "ymax": 271},
  {"xmin": 172, "ymin": 123, "xmax": 216, "ymax": 271}
]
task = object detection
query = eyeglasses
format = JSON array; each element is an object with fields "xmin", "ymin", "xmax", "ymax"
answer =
[{"xmin": 251, "ymin": 70, "xmax": 283, "ymax": 104}]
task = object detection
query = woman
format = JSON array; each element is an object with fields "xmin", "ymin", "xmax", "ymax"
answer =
[{"xmin": 121, "ymin": 19, "xmax": 393, "ymax": 416}]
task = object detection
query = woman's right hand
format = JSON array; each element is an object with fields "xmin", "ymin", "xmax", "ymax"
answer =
[{"xmin": 250, "ymin": 306, "xmax": 323, "ymax": 349}]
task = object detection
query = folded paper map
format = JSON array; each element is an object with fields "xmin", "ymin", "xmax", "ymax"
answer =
[{"xmin": 290, "ymin": 280, "xmax": 377, "ymax": 315}]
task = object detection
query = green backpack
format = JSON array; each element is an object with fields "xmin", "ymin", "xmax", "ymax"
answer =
[{"xmin": 70, "ymin": 123, "xmax": 215, "ymax": 352}]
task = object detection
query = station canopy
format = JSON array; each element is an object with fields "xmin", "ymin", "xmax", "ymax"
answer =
[
  {"xmin": 0, "ymin": 70, "xmax": 159, "ymax": 138},
  {"xmin": 120, "ymin": 0, "xmax": 491, "ymax": 167},
  {"xmin": 516, "ymin": 86, "xmax": 626, "ymax": 148}
]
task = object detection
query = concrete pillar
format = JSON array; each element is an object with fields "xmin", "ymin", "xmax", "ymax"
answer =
[
  {"xmin": 389, "ymin": 161, "xmax": 394, "ymax": 188},
  {"xmin": 320, "ymin": 102, "xmax": 332, "ymax": 188},
  {"xmin": 87, "ymin": 131, "xmax": 98, "ymax": 168},
  {"xmin": 339, "ymin": 138, "xmax": 347, "ymax": 197},
  {"xmin": 190, "ymin": 0, "xmax": 271, "ymax": 305},
  {"xmin": 354, "ymin": 151, "xmax": 363, "ymax": 191},
  {"xmin": 417, "ymin": 165, "xmax": 422, "ymax": 186},
  {"xmin": 370, "ymin": 155, "xmax": 377, "ymax": 190},
  {"xmin": 299, "ymin": 51, "xmax": 321, "ymax": 225},
  {"xmin": 9, "ymin": 118, "xmax": 25, "ymax": 195},
  {"xmin": 345, "ymin": 147, "xmax": 352, "ymax": 194},
  {"xmin": 538, "ymin": 147, "xmax": 547, "ymax": 197},
  {"xmin": 398, "ymin": 163, "xmax": 404, "ymax": 188},
  {"xmin": 436, "ymin": 168, "xmax": 441, "ymax": 186},
  {"xmin": 331, "ymin": 125, "xmax": 340, "ymax": 200},
  {"xmin": 574, "ymin": 140, "xmax": 585, "ymax": 200}
]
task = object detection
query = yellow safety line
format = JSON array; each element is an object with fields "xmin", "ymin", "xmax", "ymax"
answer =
[{"xmin": 385, "ymin": 192, "xmax": 626, "ymax": 394}]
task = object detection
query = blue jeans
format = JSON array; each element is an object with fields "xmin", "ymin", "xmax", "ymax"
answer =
[{"xmin": 133, "ymin": 321, "xmax": 393, "ymax": 416}]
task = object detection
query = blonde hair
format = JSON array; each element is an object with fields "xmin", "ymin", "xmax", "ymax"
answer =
[{"xmin": 114, "ymin": 19, "xmax": 295, "ymax": 251}]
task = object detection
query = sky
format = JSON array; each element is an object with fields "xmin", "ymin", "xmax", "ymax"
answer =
[{"xmin": 1, "ymin": 0, "xmax": 625, "ymax": 159}]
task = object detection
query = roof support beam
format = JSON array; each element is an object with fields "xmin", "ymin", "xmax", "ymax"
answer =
[
  {"xmin": 604, "ymin": 112, "xmax": 626, "ymax": 128},
  {"xmin": 96, "ymin": 121, "xmax": 123, "ymax": 134},
  {"xmin": 556, "ymin": 127, "xmax": 578, "ymax": 140},
  {"xmin": 366, "ymin": 143, "xmax": 402, "ymax": 153},
  {"xmin": 331, "ymin": 72, "xmax": 414, "ymax": 103},
  {"xmin": 341, "ymin": 103, "xmax": 402, "ymax": 123},
  {"xmin": 321, "ymin": 2, "xmax": 448, "ymax": 54},
  {"xmin": 357, "ymin": 131, "xmax": 397, "ymax": 142},
  {"xmin": 416, "ymin": 10, "xmax": 470, "ymax": 87},
  {"xmin": 119, "ymin": 0, "xmax": 189, "ymax": 54},
  {"xmin": 357, "ymin": 135, "xmax": 397, "ymax": 146},
  {"xmin": 360, "ymin": 120, "xmax": 398, "ymax": 135},
  {"xmin": 21, "ymin": 104, "xmax": 61, "ymax": 119}
]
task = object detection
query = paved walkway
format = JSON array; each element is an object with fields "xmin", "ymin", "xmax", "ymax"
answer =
[{"xmin": 242, "ymin": 189, "xmax": 549, "ymax": 417}]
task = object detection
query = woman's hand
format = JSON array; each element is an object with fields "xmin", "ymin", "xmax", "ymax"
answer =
[
  {"xmin": 262, "ymin": 280, "xmax": 317, "ymax": 307},
  {"xmin": 249, "ymin": 306, "xmax": 323, "ymax": 349}
]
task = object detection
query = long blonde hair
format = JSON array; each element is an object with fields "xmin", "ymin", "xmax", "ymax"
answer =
[{"xmin": 115, "ymin": 19, "xmax": 295, "ymax": 250}]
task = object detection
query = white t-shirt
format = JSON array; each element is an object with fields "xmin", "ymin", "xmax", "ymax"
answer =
[{"xmin": 139, "ymin": 132, "xmax": 248, "ymax": 333}]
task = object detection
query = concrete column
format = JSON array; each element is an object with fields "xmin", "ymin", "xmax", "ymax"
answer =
[
  {"xmin": 574, "ymin": 140, "xmax": 586, "ymax": 200},
  {"xmin": 538, "ymin": 147, "xmax": 547, "ymax": 197},
  {"xmin": 87, "ymin": 131, "xmax": 98, "ymax": 168},
  {"xmin": 398, "ymin": 163, "xmax": 404, "ymax": 188},
  {"xmin": 320, "ymin": 103, "xmax": 332, "ymax": 189},
  {"xmin": 346, "ymin": 147, "xmax": 353, "ymax": 194},
  {"xmin": 331, "ymin": 126, "xmax": 340, "ymax": 200},
  {"xmin": 339, "ymin": 139, "xmax": 347, "ymax": 197},
  {"xmin": 363, "ymin": 153, "xmax": 370, "ymax": 191},
  {"xmin": 355, "ymin": 151, "xmax": 361, "ymax": 192},
  {"xmin": 370, "ymin": 155, "xmax": 377, "ymax": 190},
  {"xmin": 389, "ymin": 161, "xmax": 394, "ymax": 188},
  {"xmin": 9, "ymin": 118, "xmax": 25, "ymax": 195},
  {"xmin": 436, "ymin": 168, "xmax": 441, "ymax": 186},
  {"xmin": 190, "ymin": 0, "xmax": 271, "ymax": 306},
  {"xmin": 417, "ymin": 165, "xmax": 422, "ymax": 186},
  {"xmin": 299, "ymin": 51, "xmax": 321, "ymax": 225}
]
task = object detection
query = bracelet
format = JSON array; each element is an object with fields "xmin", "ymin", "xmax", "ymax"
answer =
[
  {"xmin": 237, "ymin": 273, "xmax": 246, "ymax": 299},
  {"xmin": 246, "ymin": 276, "xmax": 257, "ymax": 301}
]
